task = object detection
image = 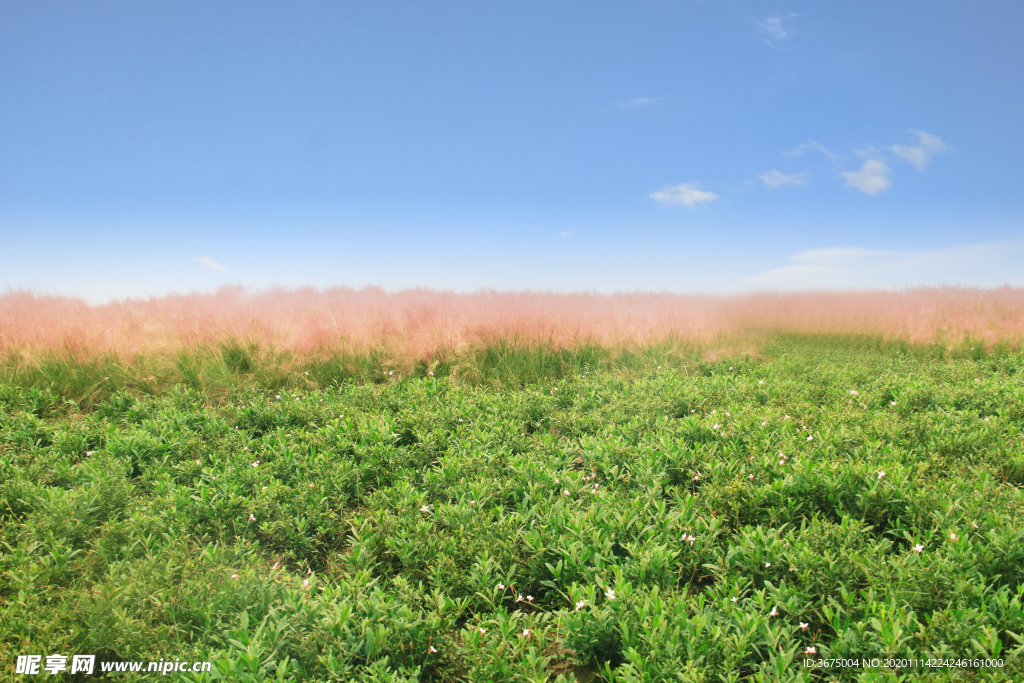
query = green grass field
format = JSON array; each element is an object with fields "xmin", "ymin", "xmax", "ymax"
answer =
[{"xmin": 3, "ymin": 336, "xmax": 1024, "ymax": 681}]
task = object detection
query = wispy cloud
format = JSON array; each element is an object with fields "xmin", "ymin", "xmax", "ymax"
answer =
[
  {"xmin": 784, "ymin": 140, "xmax": 838, "ymax": 163},
  {"xmin": 746, "ymin": 241, "xmax": 1022, "ymax": 289},
  {"xmin": 890, "ymin": 130, "xmax": 948, "ymax": 170},
  {"xmin": 649, "ymin": 183, "xmax": 719, "ymax": 209},
  {"xmin": 840, "ymin": 159, "xmax": 892, "ymax": 196},
  {"xmin": 756, "ymin": 14, "xmax": 797, "ymax": 45},
  {"xmin": 759, "ymin": 169, "xmax": 809, "ymax": 188},
  {"xmin": 193, "ymin": 256, "xmax": 231, "ymax": 273},
  {"xmin": 782, "ymin": 130, "xmax": 946, "ymax": 196},
  {"xmin": 620, "ymin": 96, "xmax": 663, "ymax": 109}
]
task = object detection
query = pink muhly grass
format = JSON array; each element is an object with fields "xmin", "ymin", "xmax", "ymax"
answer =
[{"xmin": 2, "ymin": 286, "xmax": 1023, "ymax": 370}]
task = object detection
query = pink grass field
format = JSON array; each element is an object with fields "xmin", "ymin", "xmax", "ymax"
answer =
[{"xmin": 2, "ymin": 286, "xmax": 1023, "ymax": 364}]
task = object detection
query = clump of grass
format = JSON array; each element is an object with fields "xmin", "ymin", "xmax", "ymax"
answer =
[{"xmin": 2, "ymin": 338, "xmax": 710, "ymax": 409}]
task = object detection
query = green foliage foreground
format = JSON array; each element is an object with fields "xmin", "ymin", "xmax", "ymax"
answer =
[{"xmin": 2, "ymin": 338, "xmax": 1024, "ymax": 681}]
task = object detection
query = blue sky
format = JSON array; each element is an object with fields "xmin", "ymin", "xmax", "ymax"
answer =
[{"xmin": 2, "ymin": 1, "xmax": 1022, "ymax": 302}]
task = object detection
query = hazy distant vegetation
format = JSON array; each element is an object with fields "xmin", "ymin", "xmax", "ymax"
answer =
[{"xmin": 2, "ymin": 286, "xmax": 1022, "ymax": 406}]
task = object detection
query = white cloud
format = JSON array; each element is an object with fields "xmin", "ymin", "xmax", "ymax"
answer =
[
  {"xmin": 840, "ymin": 159, "xmax": 891, "ymax": 196},
  {"xmin": 620, "ymin": 97, "xmax": 663, "ymax": 109},
  {"xmin": 758, "ymin": 16, "xmax": 788, "ymax": 40},
  {"xmin": 746, "ymin": 241, "xmax": 1023, "ymax": 290},
  {"xmin": 784, "ymin": 140, "xmax": 838, "ymax": 162},
  {"xmin": 193, "ymin": 256, "xmax": 231, "ymax": 272},
  {"xmin": 756, "ymin": 14, "xmax": 798, "ymax": 44},
  {"xmin": 759, "ymin": 169, "xmax": 809, "ymax": 188},
  {"xmin": 890, "ymin": 130, "xmax": 948, "ymax": 170},
  {"xmin": 780, "ymin": 131, "xmax": 946, "ymax": 197},
  {"xmin": 649, "ymin": 183, "xmax": 719, "ymax": 209}
]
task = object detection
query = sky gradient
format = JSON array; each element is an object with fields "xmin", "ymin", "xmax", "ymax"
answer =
[{"xmin": 2, "ymin": 1, "xmax": 1023, "ymax": 302}]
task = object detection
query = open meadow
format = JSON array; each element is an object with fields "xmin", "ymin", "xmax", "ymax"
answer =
[{"xmin": 3, "ymin": 288, "xmax": 1024, "ymax": 682}]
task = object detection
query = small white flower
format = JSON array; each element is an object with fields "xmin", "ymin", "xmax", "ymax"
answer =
[
  {"xmin": 693, "ymin": 473, "xmax": 701, "ymax": 481},
  {"xmin": 807, "ymin": 436, "xmax": 813, "ymax": 441},
  {"xmin": 731, "ymin": 596, "xmax": 738, "ymax": 603},
  {"xmin": 87, "ymin": 451, "xmax": 94, "ymax": 456},
  {"xmin": 420, "ymin": 505, "xmax": 431, "ymax": 513},
  {"xmin": 759, "ymin": 380, "xmax": 764, "ymax": 385},
  {"xmin": 761, "ymin": 421, "xmax": 766, "ymax": 426},
  {"xmin": 429, "ymin": 645, "xmax": 437, "ymax": 653},
  {"xmin": 712, "ymin": 424, "xmax": 720, "ymax": 430},
  {"xmin": 605, "ymin": 588, "xmax": 616, "ymax": 600},
  {"xmin": 231, "ymin": 573, "xmax": 239, "ymax": 579},
  {"xmin": 272, "ymin": 561, "xmax": 279, "ymax": 569},
  {"xmin": 765, "ymin": 562, "xmax": 771, "ymax": 568},
  {"xmin": 252, "ymin": 461, "xmax": 259, "ymax": 467},
  {"xmin": 497, "ymin": 583, "xmax": 505, "ymax": 589},
  {"xmin": 806, "ymin": 646, "xmax": 816, "ymax": 654},
  {"xmin": 849, "ymin": 390, "xmax": 858, "ymax": 396},
  {"xmin": 249, "ymin": 514, "xmax": 256, "ymax": 521},
  {"xmin": 303, "ymin": 579, "xmax": 310, "ymax": 589},
  {"xmin": 769, "ymin": 607, "xmax": 778, "ymax": 617},
  {"xmin": 950, "ymin": 532, "xmax": 958, "ymax": 541},
  {"xmin": 971, "ymin": 522, "xmax": 978, "ymax": 529},
  {"xmin": 470, "ymin": 499, "xmax": 475, "ymax": 504},
  {"xmin": 516, "ymin": 594, "xmax": 524, "ymax": 602},
  {"xmin": 576, "ymin": 599, "xmax": 586, "ymax": 610},
  {"xmin": 275, "ymin": 394, "xmax": 280, "ymax": 399},
  {"xmin": 799, "ymin": 622, "xmax": 809, "ymax": 631},
  {"xmin": 891, "ymin": 401, "xmax": 897, "ymax": 406},
  {"xmin": 749, "ymin": 474, "xmax": 754, "ymax": 480},
  {"xmin": 195, "ymin": 459, "xmax": 200, "ymax": 465},
  {"xmin": 913, "ymin": 544, "xmax": 924, "ymax": 553},
  {"xmin": 522, "ymin": 629, "xmax": 530, "ymax": 637},
  {"xmin": 479, "ymin": 627, "xmax": 487, "ymax": 635},
  {"xmin": 563, "ymin": 489, "xmax": 570, "ymax": 496},
  {"xmin": 878, "ymin": 471, "xmax": 885, "ymax": 480},
  {"xmin": 526, "ymin": 595, "xmax": 533, "ymax": 602},
  {"xmin": 428, "ymin": 371, "xmax": 433, "ymax": 376}
]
